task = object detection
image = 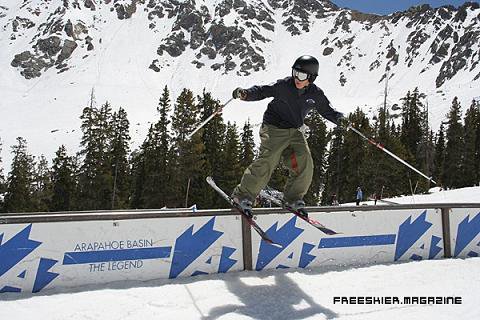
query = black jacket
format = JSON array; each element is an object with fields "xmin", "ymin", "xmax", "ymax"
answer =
[{"xmin": 244, "ymin": 77, "xmax": 343, "ymax": 128}]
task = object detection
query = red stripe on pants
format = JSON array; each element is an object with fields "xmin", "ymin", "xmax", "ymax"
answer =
[{"xmin": 290, "ymin": 152, "xmax": 298, "ymax": 174}]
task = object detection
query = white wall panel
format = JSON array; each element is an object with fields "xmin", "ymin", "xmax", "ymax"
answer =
[
  {"xmin": 449, "ymin": 208, "xmax": 480, "ymax": 258},
  {"xmin": 0, "ymin": 215, "xmax": 242, "ymax": 294},
  {"xmin": 252, "ymin": 208, "xmax": 444, "ymax": 271}
]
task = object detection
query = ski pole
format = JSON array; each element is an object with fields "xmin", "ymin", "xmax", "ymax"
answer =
[
  {"xmin": 186, "ymin": 97, "xmax": 234, "ymax": 140},
  {"xmin": 347, "ymin": 126, "xmax": 437, "ymax": 185}
]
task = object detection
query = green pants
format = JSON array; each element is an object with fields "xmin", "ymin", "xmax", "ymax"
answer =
[{"xmin": 232, "ymin": 124, "xmax": 313, "ymax": 203}]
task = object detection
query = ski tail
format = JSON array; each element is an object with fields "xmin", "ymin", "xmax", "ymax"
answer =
[{"xmin": 206, "ymin": 176, "xmax": 234, "ymax": 206}]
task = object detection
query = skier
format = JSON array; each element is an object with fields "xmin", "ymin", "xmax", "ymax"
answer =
[
  {"xmin": 330, "ymin": 193, "xmax": 339, "ymax": 206},
  {"xmin": 230, "ymin": 55, "xmax": 344, "ymax": 217},
  {"xmin": 356, "ymin": 187, "xmax": 363, "ymax": 206}
]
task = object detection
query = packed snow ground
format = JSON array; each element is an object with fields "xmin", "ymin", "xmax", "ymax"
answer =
[
  {"xmin": 356, "ymin": 186, "xmax": 480, "ymax": 205},
  {"xmin": 1, "ymin": 258, "xmax": 478, "ymax": 320}
]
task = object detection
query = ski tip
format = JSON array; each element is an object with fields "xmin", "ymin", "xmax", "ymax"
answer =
[
  {"xmin": 314, "ymin": 225, "xmax": 339, "ymax": 235},
  {"xmin": 262, "ymin": 239, "xmax": 283, "ymax": 248},
  {"xmin": 270, "ymin": 242, "xmax": 283, "ymax": 248},
  {"xmin": 321, "ymin": 229, "xmax": 340, "ymax": 235}
]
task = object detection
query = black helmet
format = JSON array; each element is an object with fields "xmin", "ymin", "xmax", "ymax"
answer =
[{"xmin": 292, "ymin": 55, "xmax": 319, "ymax": 82}]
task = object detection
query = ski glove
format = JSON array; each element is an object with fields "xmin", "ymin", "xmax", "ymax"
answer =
[{"xmin": 232, "ymin": 88, "xmax": 247, "ymax": 100}]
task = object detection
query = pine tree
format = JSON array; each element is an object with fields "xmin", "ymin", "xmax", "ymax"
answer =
[
  {"xmin": 129, "ymin": 148, "xmax": 147, "ymax": 209},
  {"xmin": 131, "ymin": 93, "xmax": 176, "ymax": 209},
  {"xmin": 141, "ymin": 124, "xmax": 163, "ymax": 208},
  {"xmin": 157, "ymin": 86, "xmax": 172, "ymax": 202},
  {"xmin": 198, "ymin": 90, "xmax": 225, "ymax": 208},
  {"xmin": 474, "ymin": 100, "xmax": 480, "ymax": 185},
  {"xmin": 368, "ymin": 108, "xmax": 405, "ymax": 198},
  {"xmin": 77, "ymin": 101, "xmax": 114, "ymax": 210},
  {"xmin": 220, "ymin": 122, "xmax": 242, "ymax": 194},
  {"xmin": 321, "ymin": 128, "xmax": 345, "ymax": 205},
  {"xmin": 400, "ymin": 88, "xmax": 425, "ymax": 167},
  {"xmin": 4, "ymin": 137, "xmax": 36, "ymax": 213},
  {"xmin": 342, "ymin": 109, "xmax": 372, "ymax": 202},
  {"xmin": 97, "ymin": 102, "xmax": 115, "ymax": 208},
  {"xmin": 0, "ymin": 138, "xmax": 5, "ymax": 212},
  {"xmin": 377, "ymin": 125, "xmax": 411, "ymax": 198},
  {"xmin": 462, "ymin": 100, "xmax": 480, "ymax": 187},
  {"xmin": 415, "ymin": 97, "xmax": 436, "ymax": 192},
  {"xmin": 51, "ymin": 145, "xmax": 76, "ymax": 212},
  {"xmin": 32, "ymin": 155, "xmax": 52, "ymax": 212},
  {"xmin": 416, "ymin": 130, "xmax": 436, "ymax": 192},
  {"xmin": 304, "ymin": 111, "xmax": 328, "ymax": 205},
  {"xmin": 240, "ymin": 119, "xmax": 255, "ymax": 173},
  {"xmin": 170, "ymin": 88, "xmax": 206, "ymax": 208},
  {"xmin": 377, "ymin": 105, "xmax": 390, "ymax": 142},
  {"xmin": 433, "ymin": 124, "xmax": 446, "ymax": 187},
  {"xmin": 110, "ymin": 107, "xmax": 131, "ymax": 209},
  {"xmin": 443, "ymin": 97, "xmax": 464, "ymax": 189},
  {"xmin": 323, "ymin": 108, "xmax": 411, "ymax": 204},
  {"xmin": 140, "ymin": 86, "xmax": 173, "ymax": 208},
  {"xmin": 77, "ymin": 103, "xmax": 97, "ymax": 209}
]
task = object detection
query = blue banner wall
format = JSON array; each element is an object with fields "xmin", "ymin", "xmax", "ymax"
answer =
[{"xmin": 0, "ymin": 216, "xmax": 243, "ymax": 294}]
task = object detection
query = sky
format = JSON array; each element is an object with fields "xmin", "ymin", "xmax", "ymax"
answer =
[{"xmin": 331, "ymin": 0, "xmax": 480, "ymax": 15}]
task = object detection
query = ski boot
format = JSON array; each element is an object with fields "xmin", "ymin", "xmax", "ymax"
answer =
[
  {"xmin": 289, "ymin": 200, "xmax": 308, "ymax": 219},
  {"xmin": 233, "ymin": 197, "xmax": 253, "ymax": 218}
]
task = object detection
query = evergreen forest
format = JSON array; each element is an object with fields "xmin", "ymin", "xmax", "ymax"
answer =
[{"xmin": 0, "ymin": 86, "xmax": 479, "ymax": 213}]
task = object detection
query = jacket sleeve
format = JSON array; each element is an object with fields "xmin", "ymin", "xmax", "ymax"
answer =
[
  {"xmin": 316, "ymin": 95, "xmax": 344, "ymax": 125},
  {"xmin": 243, "ymin": 80, "xmax": 282, "ymax": 101}
]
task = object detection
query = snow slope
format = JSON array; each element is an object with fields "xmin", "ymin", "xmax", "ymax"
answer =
[
  {"xmin": 0, "ymin": 1, "xmax": 479, "ymax": 170},
  {"xmin": 357, "ymin": 186, "xmax": 480, "ymax": 205},
  {"xmin": 1, "ymin": 258, "xmax": 478, "ymax": 320}
]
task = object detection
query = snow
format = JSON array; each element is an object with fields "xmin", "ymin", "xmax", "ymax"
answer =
[
  {"xmin": 1, "ymin": 258, "xmax": 478, "ymax": 320},
  {"xmin": 1, "ymin": 187, "xmax": 479, "ymax": 319},
  {"xmin": 1, "ymin": 130, "xmax": 474, "ymax": 319},
  {"xmin": 0, "ymin": 1, "xmax": 479, "ymax": 171},
  {"xmin": 355, "ymin": 186, "xmax": 480, "ymax": 205}
]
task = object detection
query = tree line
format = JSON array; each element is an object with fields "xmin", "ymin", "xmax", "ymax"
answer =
[{"xmin": 0, "ymin": 87, "xmax": 479, "ymax": 213}]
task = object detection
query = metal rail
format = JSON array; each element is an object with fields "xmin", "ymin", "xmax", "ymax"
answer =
[
  {"xmin": 1, "ymin": 204, "xmax": 478, "ymax": 274},
  {"xmin": 1, "ymin": 203, "xmax": 479, "ymax": 224}
]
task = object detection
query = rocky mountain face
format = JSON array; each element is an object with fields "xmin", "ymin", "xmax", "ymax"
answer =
[{"xmin": 1, "ymin": 0, "xmax": 480, "ymax": 88}]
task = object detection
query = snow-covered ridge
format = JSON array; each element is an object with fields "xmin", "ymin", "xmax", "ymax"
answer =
[
  {"xmin": 0, "ymin": 0, "xmax": 479, "ymax": 168},
  {"xmin": 2, "ymin": 1, "xmax": 480, "ymax": 84}
]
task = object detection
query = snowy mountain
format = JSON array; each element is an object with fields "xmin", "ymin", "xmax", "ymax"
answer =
[{"xmin": 1, "ymin": 0, "xmax": 480, "ymax": 167}]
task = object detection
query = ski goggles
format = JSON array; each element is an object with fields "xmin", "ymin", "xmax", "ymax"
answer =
[{"xmin": 292, "ymin": 69, "xmax": 309, "ymax": 81}]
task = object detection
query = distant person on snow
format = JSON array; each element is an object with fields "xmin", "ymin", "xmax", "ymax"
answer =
[
  {"xmin": 330, "ymin": 193, "xmax": 339, "ymax": 206},
  {"xmin": 230, "ymin": 55, "xmax": 345, "ymax": 217},
  {"xmin": 356, "ymin": 187, "xmax": 363, "ymax": 206}
]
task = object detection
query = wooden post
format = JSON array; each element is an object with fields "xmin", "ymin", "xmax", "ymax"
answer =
[
  {"xmin": 241, "ymin": 215, "xmax": 253, "ymax": 270},
  {"xmin": 441, "ymin": 207, "xmax": 452, "ymax": 258}
]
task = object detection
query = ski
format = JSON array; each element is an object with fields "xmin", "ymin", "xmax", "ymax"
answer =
[
  {"xmin": 206, "ymin": 176, "xmax": 282, "ymax": 247},
  {"xmin": 259, "ymin": 188, "xmax": 339, "ymax": 235}
]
